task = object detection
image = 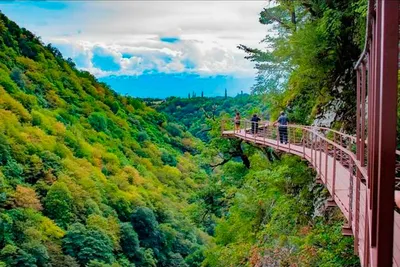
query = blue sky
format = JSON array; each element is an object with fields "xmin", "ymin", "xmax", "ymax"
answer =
[{"xmin": 0, "ymin": 1, "xmax": 269, "ymax": 98}]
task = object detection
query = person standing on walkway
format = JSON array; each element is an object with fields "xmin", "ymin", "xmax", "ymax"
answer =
[
  {"xmin": 234, "ymin": 112, "xmax": 241, "ymax": 133},
  {"xmin": 251, "ymin": 114, "xmax": 261, "ymax": 134},
  {"xmin": 273, "ymin": 111, "xmax": 288, "ymax": 144}
]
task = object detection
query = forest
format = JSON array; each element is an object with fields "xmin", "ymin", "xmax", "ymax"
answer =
[{"xmin": 0, "ymin": 0, "xmax": 369, "ymax": 266}]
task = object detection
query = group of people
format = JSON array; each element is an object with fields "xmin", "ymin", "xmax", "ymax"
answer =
[{"xmin": 233, "ymin": 111, "xmax": 288, "ymax": 144}]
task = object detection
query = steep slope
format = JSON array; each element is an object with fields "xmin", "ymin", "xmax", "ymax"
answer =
[
  {"xmin": 158, "ymin": 97, "xmax": 360, "ymax": 267},
  {"xmin": 0, "ymin": 12, "xmax": 209, "ymax": 267}
]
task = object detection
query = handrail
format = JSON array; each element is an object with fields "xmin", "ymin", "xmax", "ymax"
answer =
[
  {"xmin": 221, "ymin": 118, "xmax": 399, "ymax": 190},
  {"xmin": 223, "ymin": 118, "xmax": 400, "ymax": 155},
  {"xmin": 354, "ymin": 0, "xmax": 374, "ymax": 69}
]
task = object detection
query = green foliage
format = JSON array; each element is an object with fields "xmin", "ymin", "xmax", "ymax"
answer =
[
  {"xmin": 88, "ymin": 112, "xmax": 108, "ymax": 132},
  {"xmin": 0, "ymin": 11, "xmax": 209, "ymax": 266},
  {"xmin": 0, "ymin": 9, "xmax": 362, "ymax": 267},
  {"xmin": 154, "ymin": 94, "xmax": 268, "ymax": 142},
  {"xmin": 161, "ymin": 150, "xmax": 177, "ymax": 167},
  {"xmin": 44, "ymin": 182, "xmax": 74, "ymax": 228},
  {"xmin": 240, "ymin": 0, "xmax": 368, "ymax": 128},
  {"xmin": 200, "ymin": 156, "xmax": 359, "ymax": 266},
  {"xmin": 120, "ymin": 223, "xmax": 140, "ymax": 261},
  {"xmin": 62, "ymin": 223, "xmax": 114, "ymax": 265},
  {"xmin": 131, "ymin": 207, "xmax": 160, "ymax": 248},
  {"xmin": 0, "ymin": 244, "xmax": 36, "ymax": 267},
  {"xmin": 157, "ymin": 93, "xmax": 360, "ymax": 266}
]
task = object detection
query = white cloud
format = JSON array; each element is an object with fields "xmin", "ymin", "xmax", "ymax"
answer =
[{"xmin": 1, "ymin": 1, "xmax": 273, "ymax": 77}]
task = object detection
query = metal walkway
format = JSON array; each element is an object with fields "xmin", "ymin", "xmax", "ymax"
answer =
[
  {"xmin": 222, "ymin": 0, "xmax": 400, "ymax": 266},
  {"xmin": 221, "ymin": 123, "xmax": 400, "ymax": 267}
]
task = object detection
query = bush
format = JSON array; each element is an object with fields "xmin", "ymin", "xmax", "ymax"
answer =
[
  {"xmin": 88, "ymin": 112, "xmax": 107, "ymax": 132},
  {"xmin": 137, "ymin": 131, "xmax": 149, "ymax": 142},
  {"xmin": 161, "ymin": 151, "xmax": 177, "ymax": 167},
  {"xmin": 44, "ymin": 182, "xmax": 73, "ymax": 228},
  {"xmin": 120, "ymin": 223, "xmax": 141, "ymax": 261},
  {"xmin": 62, "ymin": 223, "xmax": 114, "ymax": 265}
]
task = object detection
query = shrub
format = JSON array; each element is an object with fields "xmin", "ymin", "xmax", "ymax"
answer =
[
  {"xmin": 137, "ymin": 131, "xmax": 148, "ymax": 142},
  {"xmin": 88, "ymin": 112, "xmax": 107, "ymax": 132}
]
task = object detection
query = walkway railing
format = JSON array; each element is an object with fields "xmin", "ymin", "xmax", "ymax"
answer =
[
  {"xmin": 353, "ymin": 0, "xmax": 399, "ymax": 266},
  {"xmin": 221, "ymin": 118, "xmax": 400, "ymax": 267},
  {"xmin": 221, "ymin": 0, "xmax": 399, "ymax": 265}
]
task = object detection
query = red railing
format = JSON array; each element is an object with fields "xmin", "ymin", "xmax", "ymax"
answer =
[
  {"xmin": 221, "ymin": 1, "xmax": 399, "ymax": 265},
  {"xmin": 221, "ymin": 119, "xmax": 400, "ymax": 266},
  {"xmin": 354, "ymin": 0, "xmax": 399, "ymax": 266}
]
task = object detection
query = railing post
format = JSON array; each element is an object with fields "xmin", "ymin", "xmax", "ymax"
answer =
[
  {"xmin": 374, "ymin": 1, "xmax": 398, "ymax": 264},
  {"xmin": 333, "ymin": 133, "xmax": 337, "ymax": 201},
  {"xmin": 288, "ymin": 127, "xmax": 291, "ymax": 152},
  {"xmin": 277, "ymin": 126, "xmax": 279, "ymax": 150},
  {"xmin": 311, "ymin": 132, "xmax": 314, "ymax": 164},
  {"xmin": 364, "ymin": 186, "xmax": 370, "ymax": 266},
  {"xmin": 325, "ymin": 140, "xmax": 328, "ymax": 184},
  {"xmin": 355, "ymin": 168, "xmax": 361, "ymax": 255},
  {"xmin": 263, "ymin": 122, "xmax": 266, "ymax": 145},
  {"xmin": 254, "ymin": 121, "xmax": 256, "ymax": 143},
  {"xmin": 302, "ymin": 129, "xmax": 305, "ymax": 158},
  {"xmin": 244, "ymin": 120, "xmax": 247, "ymax": 139},
  {"xmin": 319, "ymin": 137, "xmax": 322, "ymax": 177},
  {"xmin": 315, "ymin": 134, "xmax": 318, "ymax": 167},
  {"xmin": 340, "ymin": 135, "xmax": 343, "ymax": 165},
  {"xmin": 348, "ymin": 158, "xmax": 355, "ymax": 252},
  {"xmin": 356, "ymin": 67, "xmax": 361, "ymax": 162},
  {"xmin": 360, "ymin": 63, "xmax": 366, "ymax": 167}
]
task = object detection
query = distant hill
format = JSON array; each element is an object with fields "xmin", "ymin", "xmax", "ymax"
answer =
[{"xmin": 155, "ymin": 95, "xmax": 268, "ymax": 141}]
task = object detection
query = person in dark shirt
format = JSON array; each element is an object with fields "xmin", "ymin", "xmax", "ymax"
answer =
[
  {"xmin": 251, "ymin": 114, "xmax": 261, "ymax": 134},
  {"xmin": 273, "ymin": 111, "xmax": 288, "ymax": 144}
]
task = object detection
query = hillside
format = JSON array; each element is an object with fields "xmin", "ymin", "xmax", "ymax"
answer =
[
  {"xmin": 0, "ymin": 12, "xmax": 210, "ymax": 267},
  {"xmin": 0, "ymin": 9, "xmax": 361, "ymax": 267},
  {"xmin": 156, "ymin": 96, "xmax": 360, "ymax": 266},
  {"xmin": 153, "ymin": 95, "xmax": 267, "ymax": 142}
]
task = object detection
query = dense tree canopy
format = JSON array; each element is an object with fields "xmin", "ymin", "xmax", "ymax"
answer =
[
  {"xmin": 0, "ymin": 11, "xmax": 210, "ymax": 266},
  {"xmin": 239, "ymin": 0, "xmax": 367, "ymax": 129},
  {"xmin": 0, "ymin": 4, "xmax": 365, "ymax": 266}
]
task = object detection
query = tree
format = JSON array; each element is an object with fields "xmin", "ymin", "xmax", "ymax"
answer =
[
  {"xmin": 0, "ymin": 134, "xmax": 11, "ymax": 165},
  {"xmin": 62, "ymin": 223, "xmax": 114, "ymax": 265},
  {"xmin": 0, "ymin": 244, "xmax": 36, "ymax": 267},
  {"xmin": 239, "ymin": 0, "xmax": 367, "ymax": 128},
  {"xmin": 10, "ymin": 68, "xmax": 26, "ymax": 90},
  {"xmin": 22, "ymin": 242, "xmax": 50, "ymax": 267},
  {"xmin": 130, "ymin": 207, "xmax": 166, "ymax": 261},
  {"xmin": 120, "ymin": 223, "xmax": 141, "ymax": 261},
  {"xmin": 44, "ymin": 182, "xmax": 73, "ymax": 228},
  {"xmin": 88, "ymin": 112, "xmax": 108, "ymax": 132},
  {"xmin": 13, "ymin": 185, "xmax": 42, "ymax": 211},
  {"xmin": 161, "ymin": 151, "xmax": 177, "ymax": 167},
  {"xmin": 79, "ymin": 229, "xmax": 114, "ymax": 265},
  {"xmin": 131, "ymin": 207, "xmax": 159, "ymax": 243}
]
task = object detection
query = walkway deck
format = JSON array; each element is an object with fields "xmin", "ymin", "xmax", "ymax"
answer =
[{"xmin": 222, "ymin": 126, "xmax": 400, "ymax": 266}]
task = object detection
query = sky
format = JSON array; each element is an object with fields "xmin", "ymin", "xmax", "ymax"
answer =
[{"xmin": 0, "ymin": 0, "xmax": 270, "ymax": 98}]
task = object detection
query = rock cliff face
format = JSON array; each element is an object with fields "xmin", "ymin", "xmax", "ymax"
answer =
[
  {"xmin": 312, "ymin": 70, "xmax": 358, "ymax": 133},
  {"xmin": 313, "ymin": 98, "xmax": 344, "ymax": 128}
]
